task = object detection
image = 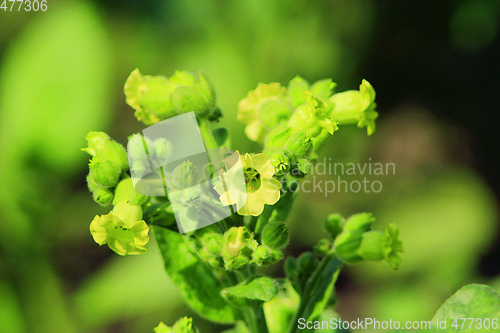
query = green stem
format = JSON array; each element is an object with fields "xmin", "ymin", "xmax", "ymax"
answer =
[
  {"xmin": 199, "ymin": 118, "xmax": 218, "ymax": 151},
  {"xmin": 287, "ymin": 251, "xmax": 343, "ymax": 333}
]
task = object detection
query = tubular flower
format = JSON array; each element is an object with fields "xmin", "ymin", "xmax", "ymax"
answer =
[
  {"xmin": 328, "ymin": 79, "xmax": 378, "ymax": 135},
  {"xmin": 237, "ymin": 83, "xmax": 292, "ymax": 143},
  {"xmin": 214, "ymin": 152, "xmax": 282, "ymax": 216},
  {"xmin": 90, "ymin": 200, "xmax": 149, "ymax": 255}
]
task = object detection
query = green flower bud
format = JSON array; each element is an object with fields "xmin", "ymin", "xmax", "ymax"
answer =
[
  {"xmin": 328, "ymin": 79, "xmax": 378, "ymax": 135},
  {"xmin": 284, "ymin": 131, "xmax": 313, "ymax": 159},
  {"xmin": 324, "ymin": 213, "xmax": 344, "ymax": 239},
  {"xmin": 203, "ymin": 233, "xmax": 223, "ymax": 257},
  {"xmin": 171, "ymin": 86, "xmax": 210, "ymax": 117},
  {"xmin": 262, "ymin": 222, "xmax": 289, "ymax": 250},
  {"xmin": 264, "ymin": 123, "xmax": 292, "ymax": 149},
  {"xmin": 310, "ymin": 79, "xmax": 337, "ymax": 102},
  {"xmin": 333, "ymin": 224, "xmax": 403, "ymax": 269},
  {"xmin": 222, "ymin": 227, "xmax": 258, "ymax": 270},
  {"xmin": 92, "ymin": 188, "xmax": 114, "ymax": 207},
  {"xmin": 87, "ymin": 173, "xmax": 114, "ymax": 206},
  {"xmin": 344, "ymin": 212, "xmax": 374, "ymax": 232},
  {"xmin": 127, "ymin": 134, "xmax": 153, "ymax": 160},
  {"xmin": 103, "ymin": 140, "xmax": 129, "ymax": 170},
  {"xmin": 270, "ymin": 248, "xmax": 284, "ymax": 263},
  {"xmin": 287, "ymin": 92, "xmax": 337, "ymax": 137},
  {"xmin": 289, "ymin": 159, "xmax": 311, "ymax": 178},
  {"xmin": 252, "ymin": 245, "xmax": 273, "ymax": 266},
  {"xmin": 333, "ymin": 229, "xmax": 364, "ymax": 264},
  {"xmin": 140, "ymin": 77, "xmax": 178, "ymax": 119},
  {"xmin": 287, "ymin": 76, "xmax": 310, "ymax": 108},
  {"xmin": 266, "ymin": 149, "xmax": 290, "ymax": 176},
  {"xmin": 170, "ymin": 70, "xmax": 216, "ymax": 117},
  {"xmin": 358, "ymin": 231, "xmax": 386, "ymax": 261},
  {"xmin": 259, "ymin": 100, "xmax": 292, "ymax": 129},
  {"xmin": 153, "ymin": 138, "xmax": 173, "ymax": 167},
  {"xmin": 297, "ymin": 252, "xmax": 319, "ymax": 274},
  {"xmin": 113, "ymin": 178, "xmax": 150, "ymax": 207},
  {"xmin": 171, "ymin": 161, "xmax": 198, "ymax": 189},
  {"xmin": 130, "ymin": 160, "xmax": 146, "ymax": 178},
  {"xmin": 82, "ymin": 131, "xmax": 110, "ymax": 157},
  {"xmin": 89, "ymin": 158, "xmax": 121, "ymax": 188},
  {"xmin": 314, "ymin": 238, "xmax": 331, "ymax": 256}
]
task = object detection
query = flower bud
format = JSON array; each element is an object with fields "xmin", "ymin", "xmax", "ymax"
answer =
[
  {"xmin": 170, "ymin": 70, "xmax": 216, "ymax": 117},
  {"xmin": 314, "ymin": 238, "xmax": 331, "ymax": 256},
  {"xmin": 333, "ymin": 229, "xmax": 364, "ymax": 264},
  {"xmin": 92, "ymin": 188, "xmax": 114, "ymax": 207},
  {"xmin": 310, "ymin": 79, "xmax": 336, "ymax": 102},
  {"xmin": 171, "ymin": 161, "xmax": 199, "ymax": 189},
  {"xmin": 139, "ymin": 77, "xmax": 178, "ymax": 119},
  {"xmin": 153, "ymin": 138, "xmax": 173, "ymax": 167},
  {"xmin": 130, "ymin": 160, "xmax": 147, "ymax": 178},
  {"xmin": 89, "ymin": 158, "xmax": 121, "ymax": 188},
  {"xmin": 127, "ymin": 134, "xmax": 153, "ymax": 161},
  {"xmin": 344, "ymin": 212, "xmax": 374, "ymax": 232},
  {"xmin": 267, "ymin": 149, "xmax": 290, "ymax": 176},
  {"xmin": 252, "ymin": 245, "xmax": 273, "ymax": 266},
  {"xmin": 203, "ymin": 233, "xmax": 223, "ymax": 257},
  {"xmin": 324, "ymin": 213, "xmax": 344, "ymax": 239},
  {"xmin": 82, "ymin": 132, "xmax": 110, "ymax": 157},
  {"xmin": 87, "ymin": 173, "xmax": 114, "ymax": 206},
  {"xmin": 262, "ymin": 222, "xmax": 289, "ymax": 250},
  {"xmin": 171, "ymin": 86, "xmax": 210, "ymax": 117},
  {"xmin": 289, "ymin": 159, "xmax": 311, "ymax": 178},
  {"xmin": 222, "ymin": 227, "xmax": 258, "ymax": 270},
  {"xmin": 284, "ymin": 131, "xmax": 313, "ymax": 159},
  {"xmin": 297, "ymin": 252, "xmax": 319, "ymax": 274},
  {"xmin": 287, "ymin": 76, "xmax": 310, "ymax": 108},
  {"xmin": 287, "ymin": 92, "xmax": 337, "ymax": 137},
  {"xmin": 328, "ymin": 79, "xmax": 378, "ymax": 135},
  {"xmin": 264, "ymin": 123, "xmax": 292, "ymax": 149},
  {"xmin": 113, "ymin": 178, "xmax": 150, "ymax": 207}
]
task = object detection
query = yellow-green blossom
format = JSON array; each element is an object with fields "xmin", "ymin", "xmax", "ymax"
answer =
[
  {"xmin": 328, "ymin": 79, "xmax": 378, "ymax": 135},
  {"xmin": 90, "ymin": 200, "xmax": 149, "ymax": 255},
  {"xmin": 214, "ymin": 152, "xmax": 282, "ymax": 216},
  {"xmin": 237, "ymin": 83, "xmax": 292, "ymax": 142}
]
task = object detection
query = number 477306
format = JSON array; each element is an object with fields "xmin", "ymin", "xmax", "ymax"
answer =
[{"xmin": 1, "ymin": 0, "xmax": 48, "ymax": 11}]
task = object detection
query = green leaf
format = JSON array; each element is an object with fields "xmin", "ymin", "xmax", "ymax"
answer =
[
  {"xmin": 430, "ymin": 284, "xmax": 500, "ymax": 333},
  {"xmin": 288, "ymin": 253, "xmax": 343, "ymax": 333},
  {"xmin": 222, "ymin": 275, "xmax": 280, "ymax": 303},
  {"xmin": 153, "ymin": 225, "xmax": 241, "ymax": 323}
]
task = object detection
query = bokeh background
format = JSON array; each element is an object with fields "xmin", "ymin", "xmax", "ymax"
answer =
[{"xmin": 1, "ymin": 0, "xmax": 499, "ymax": 332}]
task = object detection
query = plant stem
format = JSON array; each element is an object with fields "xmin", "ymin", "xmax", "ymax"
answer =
[
  {"xmin": 199, "ymin": 118, "xmax": 218, "ymax": 150},
  {"xmin": 287, "ymin": 251, "xmax": 343, "ymax": 333}
]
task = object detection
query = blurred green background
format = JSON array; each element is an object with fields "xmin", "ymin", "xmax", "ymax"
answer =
[{"xmin": 0, "ymin": 0, "xmax": 499, "ymax": 332}]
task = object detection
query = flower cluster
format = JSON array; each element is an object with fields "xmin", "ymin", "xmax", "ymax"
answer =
[{"xmin": 81, "ymin": 68, "xmax": 403, "ymax": 333}]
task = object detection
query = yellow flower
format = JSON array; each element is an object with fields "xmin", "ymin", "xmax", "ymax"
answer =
[
  {"xmin": 214, "ymin": 152, "xmax": 282, "ymax": 216},
  {"xmin": 90, "ymin": 200, "xmax": 149, "ymax": 255},
  {"xmin": 237, "ymin": 83, "xmax": 292, "ymax": 142}
]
